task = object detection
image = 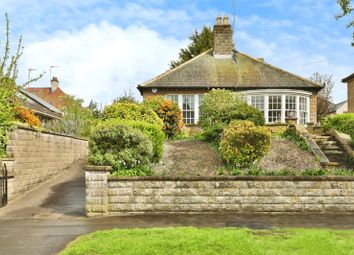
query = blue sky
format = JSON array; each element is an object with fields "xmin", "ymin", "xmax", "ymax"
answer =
[{"xmin": 1, "ymin": 0, "xmax": 353, "ymax": 104}]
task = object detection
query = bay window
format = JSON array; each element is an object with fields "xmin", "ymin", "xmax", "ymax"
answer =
[
  {"xmin": 268, "ymin": 95, "xmax": 282, "ymax": 123},
  {"xmin": 182, "ymin": 95, "xmax": 195, "ymax": 124}
]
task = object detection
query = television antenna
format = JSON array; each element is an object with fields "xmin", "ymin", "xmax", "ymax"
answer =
[
  {"xmin": 27, "ymin": 68, "xmax": 36, "ymax": 82},
  {"xmin": 50, "ymin": 65, "xmax": 59, "ymax": 80}
]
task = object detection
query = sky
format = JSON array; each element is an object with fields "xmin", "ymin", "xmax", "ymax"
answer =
[{"xmin": 1, "ymin": 0, "xmax": 353, "ymax": 105}]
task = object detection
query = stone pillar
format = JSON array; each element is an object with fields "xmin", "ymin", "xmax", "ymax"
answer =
[{"xmin": 84, "ymin": 165, "xmax": 111, "ymax": 217}]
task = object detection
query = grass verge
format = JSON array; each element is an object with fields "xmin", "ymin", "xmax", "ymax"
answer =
[{"xmin": 60, "ymin": 227, "xmax": 354, "ymax": 255}]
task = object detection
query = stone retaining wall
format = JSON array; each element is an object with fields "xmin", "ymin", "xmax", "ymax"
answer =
[
  {"xmin": 2, "ymin": 127, "xmax": 88, "ymax": 199},
  {"xmin": 85, "ymin": 166, "xmax": 354, "ymax": 217}
]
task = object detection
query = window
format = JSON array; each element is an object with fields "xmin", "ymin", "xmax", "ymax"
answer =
[
  {"xmin": 165, "ymin": 95, "xmax": 179, "ymax": 106},
  {"xmin": 299, "ymin": 96, "xmax": 308, "ymax": 125},
  {"xmin": 285, "ymin": 95, "xmax": 296, "ymax": 118},
  {"xmin": 182, "ymin": 95, "xmax": 195, "ymax": 124},
  {"xmin": 268, "ymin": 95, "xmax": 282, "ymax": 123},
  {"xmin": 250, "ymin": 96, "xmax": 264, "ymax": 112}
]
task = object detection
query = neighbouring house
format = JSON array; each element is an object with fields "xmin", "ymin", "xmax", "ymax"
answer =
[
  {"xmin": 328, "ymin": 100, "xmax": 348, "ymax": 116},
  {"xmin": 137, "ymin": 16, "xmax": 323, "ymax": 125},
  {"xmin": 18, "ymin": 88, "xmax": 62, "ymax": 122},
  {"xmin": 342, "ymin": 73, "xmax": 354, "ymax": 113},
  {"xmin": 26, "ymin": 77, "xmax": 67, "ymax": 109}
]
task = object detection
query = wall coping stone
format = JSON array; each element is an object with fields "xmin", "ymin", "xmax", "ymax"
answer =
[
  {"xmin": 84, "ymin": 165, "xmax": 112, "ymax": 172},
  {"xmin": 16, "ymin": 125, "xmax": 88, "ymax": 142},
  {"xmin": 108, "ymin": 175, "xmax": 354, "ymax": 182}
]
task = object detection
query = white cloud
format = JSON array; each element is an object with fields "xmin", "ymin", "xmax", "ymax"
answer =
[{"xmin": 19, "ymin": 22, "xmax": 186, "ymax": 104}]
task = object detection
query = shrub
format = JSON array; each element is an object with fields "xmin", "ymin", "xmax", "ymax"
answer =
[
  {"xmin": 89, "ymin": 124, "xmax": 154, "ymax": 176},
  {"xmin": 323, "ymin": 113, "xmax": 354, "ymax": 141},
  {"xmin": 280, "ymin": 127, "xmax": 311, "ymax": 151},
  {"xmin": 202, "ymin": 122, "xmax": 227, "ymax": 143},
  {"xmin": 144, "ymin": 96, "xmax": 183, "ymax": 138},
  {"xmin": 219, "ymin": 120, "xmax": 271, "ymax": 167},
  {"xmin": 199, "ymin": 89, "xmax": 265, "ymax": 143},
  {"xmin": 102, "ymin": 102, "xmax": 163, "ymax": 128},
  {"xmin": 99, "ymin": 119, "xmax": 165, "ymax": 162},
  {"xmin": 15, "ymin": 107, "xmax": 41, "ymax": 127}
]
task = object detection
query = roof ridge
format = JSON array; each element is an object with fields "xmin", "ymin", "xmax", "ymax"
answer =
[
  {"xmin": 235, "ymin": 50, "xmax": 323, "ymax": 88},
  {"xmin": 138, "ymin": 49, "xmax": 213, "ymax": 88}
]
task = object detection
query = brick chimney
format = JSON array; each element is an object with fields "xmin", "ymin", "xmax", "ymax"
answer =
[
  {"xmin": 342, "ymin": 73, "xmax": 354, "ymax": 113},
  {"xmin": 213, "ymin": 15, "xmax": 233, "ymax": 58},
  {"xmin": 51, "ymin": 77, "xmax": 59, "ymax": 92}
]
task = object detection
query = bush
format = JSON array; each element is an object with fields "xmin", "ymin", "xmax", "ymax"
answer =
[
  {"xmin": 202, "ymin": 123, "xmax": 227, "ymax": 143},
  {"xmin": 102, "ymin": 102, "xmax": 163, "ymax": 128},
  {"xmin": 199, "ymin": 89, "xmax": 265, "ymax": 143},
  {"xmin": 280, "ymin": 127, "xmax": 311, "ymax": 151},
  {"xmin": 323, "ymin": 113, "xmax": 354, "ymax": 141},
  {"xmin": 219, "ymin": 120, "xmax": 271, "ymax": 167},
  {"xmin": 99, "ymin": 119, "xmax": 165, "ymax": 162},
  {"xmin": 143, "ymin": 96, "xmax": 183, "ymax": 138},
  {"xmin": 15, "ymin": 107, "xmax": 41, "ymax": 127},
  {"xmin": 89, "ymin": 124, "xmax": 154, "ymax": 176}
]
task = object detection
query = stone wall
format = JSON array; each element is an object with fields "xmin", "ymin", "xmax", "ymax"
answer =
[
  {"xmin": 2, "ymin": 127, "xmax": 88, "ymax": 199},
  {"xmin": 347, "ymin": 78, "xmax": 354, "ymax": 113},
  {"xmin": 85, "ymin": 166, "xmax": 354, "ymax": 217}
]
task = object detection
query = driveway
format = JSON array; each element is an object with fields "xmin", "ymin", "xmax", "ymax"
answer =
[{"xmin": 1, "ymin": 162, "xmax": 354, "ymax": 255}]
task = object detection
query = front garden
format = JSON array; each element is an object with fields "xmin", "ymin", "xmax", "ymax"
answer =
[
  {"xmin": 60, "ymin": 227, "xmax": 354, "ymax": 255},
  {"xmin": 88, "ymin": 89, "xmax": 353, "ymax": 177}
]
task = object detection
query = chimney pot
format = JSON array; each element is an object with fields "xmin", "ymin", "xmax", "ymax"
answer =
[
  {"xmin": 51, "ymin": 77, "xmax": 59, "ymax": 92},
  {"xmin": 216, "ymin": 16, "xmax": 222, "ymax": 25},
  {"xmin": 223, "ymin": 16, "xmax": 229, "ymax": 25}
]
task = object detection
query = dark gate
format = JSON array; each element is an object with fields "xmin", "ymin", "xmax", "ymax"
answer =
[{"xmin": 0, "ymin": 163, "xmax": 8, "ymax": 207}]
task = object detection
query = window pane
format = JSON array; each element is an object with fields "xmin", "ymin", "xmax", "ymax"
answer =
[
  {"xmin": 299, "ymin": 97, "xmax": 308, "ymax": 125},
  {"xmin": 250, "ymin": 95, "xmax": 264, "ymax": 112},
  {"xmin": 182, "ymin": 95, "xmax": 195, "ymax": 124},
  {"xmin": 285, "ymin": 95, "xmax": 296, "ymax": 118},
  {"xmin": 268, "ymin": 95, "xmax": 282, "ymax": 123},
  {"xmin": 165, "ymin": 95, "xmax": 179, "ymax": 106}
]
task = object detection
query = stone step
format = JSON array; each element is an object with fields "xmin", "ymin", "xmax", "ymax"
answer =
[
  {"xmin": 313, "ymin": 135, "xmax": 332, "ymax": 139},
  {"xmin": 323, "ymin": 150, "xmax": 344, "ymax": 155},
  {"xmin": 319, "ymin": 145, "xmax": 341, "ymax": 150}
]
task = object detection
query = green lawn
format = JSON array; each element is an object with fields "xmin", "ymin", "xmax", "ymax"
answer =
[{"xmin": 60, "ymin": 227, "xmax": 354, "ymax": 255}]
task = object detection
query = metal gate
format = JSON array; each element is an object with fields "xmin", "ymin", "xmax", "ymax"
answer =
[{"xmin": 0, "ymin": 163, "xmax": 7, "ymax": 207}]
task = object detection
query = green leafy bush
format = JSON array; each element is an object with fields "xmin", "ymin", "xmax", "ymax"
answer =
[
  {"xmin": 102, "ymin": 102, "xmax": 163, "ymax": 128},
  {"xmin": 202, "ymin": 123, "xmax": 227, "ymax": 143},
  {"xmin": 280, "ymin": 127, "xmax": 311, "ymax": 151},
  {"xmin": 199, "ymin": 89, "xmax": 265, "ymax": 143},
  {"xmin": 89, "ymin": 123, "xmax": 154, "ymax": 176},
  {"xmin": 219, "ymin": 120, "xmax": 271, "ymax": 167},
  {"xmin": 323, "ymin": 113, "xmax": 354, "ymax": 142},
  {"xmin": 143, "ymin": 96, "xmax": 183, "ymax": 138},
  {"xmin": 100, "ymin": 119, "xmax": 165, "ymax": 162}
]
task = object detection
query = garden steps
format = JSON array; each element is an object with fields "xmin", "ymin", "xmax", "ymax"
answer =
[{"xmin": 313, "ymin": 133, "xmax": 353, "ymax": 169}]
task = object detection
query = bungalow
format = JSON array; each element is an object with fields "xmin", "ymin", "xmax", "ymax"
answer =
[{"xmin": 137, "ymin": 16, "xmax": 323, "ymax": 125}]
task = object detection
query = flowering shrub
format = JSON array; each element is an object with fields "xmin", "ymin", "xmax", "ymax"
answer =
[
  {"xmin": 89, "ymin": 123, "xmax": 154, "ymax": 176},
  {"xmin": 16, "ymin": 107, "xmax": 41, "ymax": 127},
  {"xmin": 144, "ymin": 96, "xmax": 183, "ymax": 138},
  {"xmin": 219, "ymin": 120, "xmax": 271, "ymax": 167}
]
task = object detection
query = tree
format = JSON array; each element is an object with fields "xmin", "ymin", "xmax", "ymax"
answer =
[
  {"xmin": 310, "ymin": 72, "xmax": 334, "ymax": 121},
  {"xmin": 0, "ymin": 13, "xmax": 42, "ymax": 156},
  {"xmin": 44, "ymin": 95, "xmax": 95, "ymax": 137},
  {"xmin": 113, "ymin": 88, "xmax": 137, "ymax": 104},
  {"xmin": 170, "ymin": 26, "xmax": 214, "ymax": 68},
  {"xmin": 88, "ymin": 100, "xmax": 102, "ymax": 119},
  {"xmin": 336, "ymin": 0, "xmax": 354, "ymax": 46}
]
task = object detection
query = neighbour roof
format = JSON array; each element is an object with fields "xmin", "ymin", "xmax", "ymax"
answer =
[
  {"xmin": 19, "ymin": 89, "xmax": 62, "ymax": 119},
  {"xmin": 25, "ymin": 87, "xmax": 66, "ymax": 108},
  {"xmin": 138, "ymin": 49, "xmax": 323, "ymax": 91},
  {"xmin": 342, "ymin": 73, "xmax": 354, "ymax": 83}
]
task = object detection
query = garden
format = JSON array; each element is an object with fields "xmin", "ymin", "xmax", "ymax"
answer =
[{"xmin": 87, "ymin": 89, "xmax": 353, "ymax": 177}]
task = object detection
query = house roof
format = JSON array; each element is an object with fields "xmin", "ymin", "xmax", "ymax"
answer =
[
  {"xmin": 342, "ymin": 73, "xmax": 354, "ymax": 83},
  {"xmin": 138, "ymin": 49, "xmax": 323, "ymax": 92},
  {"xmin": 25, "ymin": 87, "xmax": 66, "ymax": 109},
  {"xmin": 19, "ymin": 89, "xmax": 62, "ymax": 119}
]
